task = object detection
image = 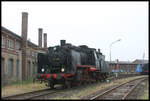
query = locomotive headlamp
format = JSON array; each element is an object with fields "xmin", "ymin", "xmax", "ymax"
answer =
[
  {"xmin": 56, "ymin": 58, "xmax": 60, "ymax": 61},
  {"xmin": 54, "ymin": 47, "xmax": 56, "ymax": 50},
  {"xmin": 61, "ymin": 68, "xmax": 65, "ymax": 72},
  {"xmin": 41, "ymin": 68, "xmax": 45, "ymax": 72}
]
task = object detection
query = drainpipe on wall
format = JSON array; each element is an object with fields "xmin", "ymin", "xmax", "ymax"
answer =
[{"xmin": 21, "ymin": 12, "xmax": 28, "ymax": 81}]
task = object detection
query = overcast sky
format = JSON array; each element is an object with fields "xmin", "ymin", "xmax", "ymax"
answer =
[{"xmin": 2, "ymin": 1, "xmax": 149, "ymax": 61}]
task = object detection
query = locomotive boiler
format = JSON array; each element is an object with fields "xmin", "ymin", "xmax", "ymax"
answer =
[{"xmin": 37, "ymin": 40, "xmax": 109, "ymax": 88}]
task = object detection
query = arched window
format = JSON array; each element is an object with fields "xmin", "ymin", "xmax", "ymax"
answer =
[{"xmin": 8, "ymin": 58, "xmax": 13, "ymax": 77}]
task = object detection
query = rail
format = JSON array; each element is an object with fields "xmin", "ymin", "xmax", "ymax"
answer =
[{"xmin": 90, "ymin": 76, "xmax": 147, "ymax": 100}]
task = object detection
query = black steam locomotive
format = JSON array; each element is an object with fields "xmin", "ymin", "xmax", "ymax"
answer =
[{"xmin": 37, "ymin": 40, "xmax": 109, "ymax": 88}]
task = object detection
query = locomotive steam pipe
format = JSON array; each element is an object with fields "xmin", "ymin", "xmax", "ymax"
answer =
[{"xmin": 60, "ymin": 40, "xmax": 66, "ymax": 46}]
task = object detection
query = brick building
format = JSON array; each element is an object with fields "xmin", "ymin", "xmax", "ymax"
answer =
[
  {"xmin": 1, "ymin": 12, "xmax": 48, "ymax": 86},
  {"xmin": 132, "ymin": 59, "xmax": 148, "ymax": 64},
  {"xmin": 108, "ymin": 59, "xmax": 148, "ymax": 73},
  {"xmin": 109, "ymin": 61, "xmax": 138, "ymax": 73}
]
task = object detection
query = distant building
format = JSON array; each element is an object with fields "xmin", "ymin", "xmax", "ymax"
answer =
[
  {"xmin": 1, "ymin": 12, "xmax": 48, "ymax": 86},
  {"xmin": 132, "ymin": 59, "xmax": 148, "ymax": 64},
  {"xmin": 108, "ymin": 59, "xmax": 149, "ymax": 73}
]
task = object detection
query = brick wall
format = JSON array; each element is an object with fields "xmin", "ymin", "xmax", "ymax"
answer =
[{"xmin": 109, "ymin": 63, "xmax": 138, "ymax": 73}]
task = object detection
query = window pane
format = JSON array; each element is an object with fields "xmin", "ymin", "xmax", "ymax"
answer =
[
  {"xmin": 27, "ymin": 61, "xmax": 30, "ymax": 79},
  {"xmin": 2, "ymin": 36, "xmax": 6, "ymax": 48},
  {"xmin": 8, "ymin": 39, "xmax": 14, "ymax": 50},
  {"xmin": 8, "ymin": 59, "xmax": 13, "ymax": 77},
  {"xmin": 16, "ymin": 42, "xmax": 21, "ymax": 50},
  {"xmin": 16, "ymin": 60, "xmax": 19, "ymax": 78},
  {"xmin": 28, "ymin": 48, "xmax": 31, "ymax": 56},
  {"xmin": 1, "ymin": 58, "xmax": 5, "ymax": 79}
]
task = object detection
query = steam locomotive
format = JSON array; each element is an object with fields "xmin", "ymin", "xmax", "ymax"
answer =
[{"xmin": 37, "ymin": 40, "xmax": 109, "ymax": 88}]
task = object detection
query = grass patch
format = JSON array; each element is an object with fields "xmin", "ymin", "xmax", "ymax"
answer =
[
  {"xmin": 2, "ymin": 78, "xmax": 35, "ymax": 88},
  {"xmin": 2, "ymin": 78, "xmax": 47, "ymax": 97}
]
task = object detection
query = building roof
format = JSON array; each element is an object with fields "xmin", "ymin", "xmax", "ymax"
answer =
[
  {"xmin": 1, "ymin": 26, "xmax": 38, "ymax": 48},
  {"xmin": 107, "ymin": 61, "xmax": 135, "ymax": 64},
  {"xmin": 107, "ymin": 59, "xmax": 149, "ymax": 65},
  {"xmin": 132, "ymin": 59, "xmax": 149, "ymax": 64}
]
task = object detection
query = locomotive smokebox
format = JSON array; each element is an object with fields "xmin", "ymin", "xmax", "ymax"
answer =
[{"xmin": 60, "ymin": 40, "xmax": 66, "ymax": 46}]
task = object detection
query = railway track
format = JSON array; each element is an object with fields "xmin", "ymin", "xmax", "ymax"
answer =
[
  {"xmin": 2, "ymin": 88, "xmax": 59, "ymax": 100},
  {"xmin": 90, "ymin": 76, "xmax": 147, "ymax": 100},
  {"xmin": 2, "ymin": 74, "xmax": 142, "ymax": 100}
]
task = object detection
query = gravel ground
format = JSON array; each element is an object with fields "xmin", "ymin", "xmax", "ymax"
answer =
[
  {"xmin": 125, "ymin": 76, "xmax": 149, "ymax": 100},
  {"xmin": 142, "ymin": 79, "xmax": 149, "ymax": 99},
  {"xmin": 138, "ymin": 77, "xmax": 149, "ymax": 99},
  {"xmin": 81, "ymin": 75, "xmax": 148, "ymax": 99}
]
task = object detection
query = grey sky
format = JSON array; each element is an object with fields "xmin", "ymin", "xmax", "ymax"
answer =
[{"xmin": 2, "ymin": 2, "xmax": 149, "ymax": 61}]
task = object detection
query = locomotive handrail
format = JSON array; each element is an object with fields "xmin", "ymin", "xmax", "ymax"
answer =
[{"xmin": 77, "ymin": 65, "xmax": 96, "ymax": 68}]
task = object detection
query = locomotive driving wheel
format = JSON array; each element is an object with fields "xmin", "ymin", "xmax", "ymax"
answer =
[
  {"xmin": 50, "ymin": 83, "xmax": 55, "ymax": 89},
  {"xmin": 65, "ymin": 80, "xmax": 71, "ymax": 88},
  {"xmin": 46, "ymin": 81, "xmax": 55, "ymax": 89}
]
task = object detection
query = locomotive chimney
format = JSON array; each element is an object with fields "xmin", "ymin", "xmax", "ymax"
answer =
[
  {"xmin": 21, "ymin": 12, "xmax": 28, "ymax": 80},
  {"xmin": 43, "ymin": 33, "xmax": 47, "ymax": 48},
  {"xmin": 98, "ymin": 49, "xmax": 101, "ymax": 53},
  {"xmin": 60, "ymin": 40, "xmax": 66, "ymax": 46},
  {"xmin": 38, "ymin": 28, "xmax": 43, "ymax": 48}
]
